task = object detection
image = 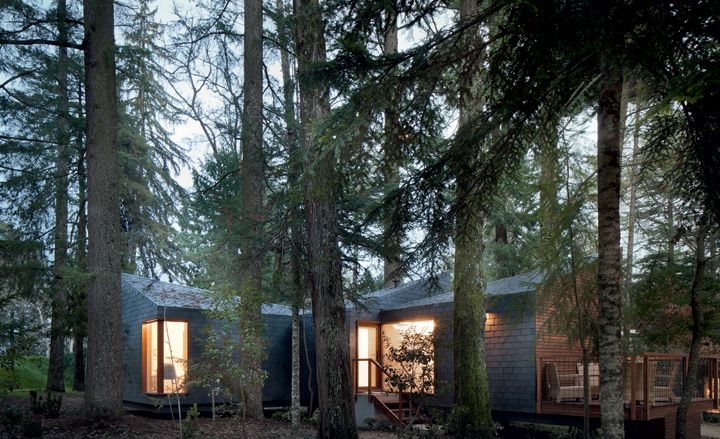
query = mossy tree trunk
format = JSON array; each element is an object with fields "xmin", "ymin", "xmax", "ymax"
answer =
[
  {"xmin": 382, "ymin": 8, "xmax": 402, "ymax": 289},
  {"xmin": 451, "ymin": 0, "xmax": 492, "ymax": 436},
  {"xmin": 596, "ymin": 27, "xmax": 625, "ymax": 439},
  {"xmin": 240, "ymin": 0, "xmax": 265, "ymax": 418},
  {"xmin": 294, "ymin": 0, "xmax": 357, "ymax": 437},
  {"xmin": 675, "ymin": 217, "xmax": 708, "ymax": 439}
]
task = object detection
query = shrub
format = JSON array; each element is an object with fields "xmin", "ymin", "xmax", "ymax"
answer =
[
  {"xmin": 29, "ymin": 390, "xmax": 62, "ymax": 418},
  {"xmin": 271, "ymin": 410, "xmax": 291, "ymax": 423},
  {"xmin": 363, "ymin": 416, "xmax": 377, "ymax": 430},
  {"xmin": 29, "ymin": 391, "xmax": 44, "ymax": 415},
  {"xmin": 44, "ymin": 393, "xmax": 62, "ymax": 419},
  {"xmin": 181, "ymin": 404, "xmax": 200, "ymax": 439},
  {"xmin": 0, "ymin": 404, "xmax": 23, "ymax": 438}
]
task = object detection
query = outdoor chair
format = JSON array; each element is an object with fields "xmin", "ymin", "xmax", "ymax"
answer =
[
  {"xmin": 546, "ymin": 362, "xmax": 584, "ymax": 403},
  {"xmin": 576, "ymin": 362, "xmax": 600, "ymax": 399},
  {"xmin": 652, "ymin": 362, "xmax": 679, "ymax": 403}
]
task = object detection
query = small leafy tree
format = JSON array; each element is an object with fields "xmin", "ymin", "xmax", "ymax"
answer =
[
  {"xmin": 189, "ymin": 287, "xmax": 267, "ymax": 428},
  {"xmin": 383, "ymin": 327, "xmax": 435, "ymax": 432}
]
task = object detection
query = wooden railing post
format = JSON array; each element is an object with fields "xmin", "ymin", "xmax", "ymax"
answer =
[
  {"xmin": 712, "ymin": 357, "xmax": 720, "ymax": 409},
  {"xmin": 643, "ymin": 355, "xmax": 650, "ymax": 420},
  {"xmin": 630, "ymin": 356, "xmax": 636, "ymax": 420},
  {"xmin": 536, "ymin": 357, "xmax": 542, "ymax": 414},
  {"xmin": 368, "ymin": 361, "xmax": 372, "ymax": 403}
]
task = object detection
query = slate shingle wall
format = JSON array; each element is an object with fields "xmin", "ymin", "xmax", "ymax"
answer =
[
  {"xmin": 122, "ymin": 281, "xmax": 293, "ymax": 408},
  {"xmin": 485, "ymin": 292, "xmax": 536, "ymax": 413},
  {"xmin": 122, "ymin": 279, "xmax": 159, "ymax": 406},
  {"xmin": 299, "ymin": 313, "xmax": 317, "ymax": 407}
]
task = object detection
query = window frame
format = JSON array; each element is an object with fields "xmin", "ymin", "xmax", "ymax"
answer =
[{"xmin": 141, "ymin": 318, "xmax": 189, "ymax": 395}]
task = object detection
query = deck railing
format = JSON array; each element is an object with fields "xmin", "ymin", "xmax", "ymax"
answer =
[{"xmin": 536, "ymin": 354, "xmax": 720, "ymax": 420}]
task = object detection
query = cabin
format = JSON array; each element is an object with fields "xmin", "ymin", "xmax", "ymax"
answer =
[
  {"xmin": 120, "ymin": 272, "xmax": 718, "ymax": 438},
  {"xmin": 342, "ymin": 270, "xmax": 718, "ymax": 439},
  {"xmin": 120, "ymin": 274, "xmax": 295, "ymax": 411}
]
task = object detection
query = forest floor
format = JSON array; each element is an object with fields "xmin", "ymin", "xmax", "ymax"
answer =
[{"xmin": 0, "ymin": 394, "xmax": 395, "ymax": 438}]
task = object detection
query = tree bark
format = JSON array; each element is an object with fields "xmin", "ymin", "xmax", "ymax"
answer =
[
  {"xmin": 675, "ymin": 217, "xmax": 708, "ymax": 439},
  {"xmin": 73, "ymin": 147, "xmax": 87, "ymax": 392},
  {"xmin": 240, "ymin": 0, "xmax": 265, "ymax": 419},
  {"xmin": 382, "ymin": 9, "xmax": 402, "ymax": 289},
  {"xmin": 48, "ymin": 0, "xmax": 71, "ymax": 393},
  {"xmin": 538, "ymin": 116, "xmax": 559, "ymax": 263},
  {"xmin": 277, "ymin": 0, "xmax": 302, "ymax": 428},
  {"xmin": 294, "ymin": 0, "xmax": 357, "ymax": 437},
  {"xmin": 83, "ymin": 0, "xmax": 123, "ymax": 418},
  {"xmin": 596, "ymin": 50, "xmax": 625, "ymax": 439},
  {"xmin": 452, "ymin": 0, "xmax": 493, "ymax": 436}
]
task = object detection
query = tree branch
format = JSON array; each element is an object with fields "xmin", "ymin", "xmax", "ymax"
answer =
[{"xmin": 0, "ymin": 38, "xmax": 83, "ymax": 50}]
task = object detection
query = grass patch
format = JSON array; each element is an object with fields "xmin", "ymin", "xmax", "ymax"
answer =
[{"xmin": 0, "ymin": 355, "xmax": 77, "ymax": 394}]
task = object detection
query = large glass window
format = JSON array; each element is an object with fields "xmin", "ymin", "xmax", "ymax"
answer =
[
  {"xmin": 381, "ymin": 320, "xmax": 435, "ymax": 393},
  {"xmin": 141, "ymin": 320, "xmax": 188, "ymax": 394}
]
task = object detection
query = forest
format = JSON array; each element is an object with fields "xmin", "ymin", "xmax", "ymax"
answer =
[{"xmin": 0, "ymin": 0, "xmax": 718, "ymax": 438}]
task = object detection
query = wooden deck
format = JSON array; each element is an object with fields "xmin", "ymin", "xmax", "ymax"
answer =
[{"xmin": 536, "ymin": 354, "xmax": 720, "ymax": 438}]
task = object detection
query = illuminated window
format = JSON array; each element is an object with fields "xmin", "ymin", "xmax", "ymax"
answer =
[
  {"xmin": 141, "ymin": 320, "xmax": 188, "ymax": 394},
  {"xmin": 381, "ymin": 320, "xmax": 435, "ymax": 393},
  {"xmin": 357, "ymin": 324, "xmax": 379, "ymax": 388}
]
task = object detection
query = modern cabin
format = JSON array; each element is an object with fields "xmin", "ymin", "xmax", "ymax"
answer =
[
  {"xmin": 120, "ymin": 272, "xmax": 718, "ymax": 438},
  {"xmin": 120, "ymin": 274, "xmax": 295, "ymax": 411}
]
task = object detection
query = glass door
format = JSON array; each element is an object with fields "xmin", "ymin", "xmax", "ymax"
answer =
[{"xmin": 357, "ymin": 323, "xmax": 379, "ymax": 390}]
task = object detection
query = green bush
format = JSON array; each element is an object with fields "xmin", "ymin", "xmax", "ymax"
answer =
[
  {"xmin": 704, "ymin": 412, "xmax": 720, "ymax": 423},
  {"xmin": 271, "ymin": 410, "xmax": 291, "ymax": 423},
  {"xmin": 28, "ymin": 390, "xmax": 62, "ymax": 418},
  {"xmin": 181, "ymin": 404, "xmax": 200, "ymax": 439}
]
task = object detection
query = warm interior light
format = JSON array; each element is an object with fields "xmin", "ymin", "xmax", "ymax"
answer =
[
  {"xmin": 141, "ymin": 320, "xmax": 187, "ymax": 394},
  {"xmin": 357, "ymin": 325, "xmax": 377, "ymax": 388},
  {"xmin": 392, "ymin": 319, "xmax": 434, "ymax": 334},
  {"xmin": 381, "ymin": 320, "xmax": 435, "ymax": 393}
]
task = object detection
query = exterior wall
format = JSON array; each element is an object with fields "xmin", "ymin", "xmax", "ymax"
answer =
[
  {"xmin": 121, "ymin": 278, "xmax": 162, "ymax": 407},
  {"xmin": 262, "ymin": 314, "xmax": 292, "ymax": 405},
  {"xmin": 122, "ymin": 282, "xmax": 293, "ymax": 408},
  {"xmin": 299, "ymin": 312, "xmax": 317, "ymax": 407},
  {"xmin": 485, "ymin": 292, "xmax": 537, "ymax": 413},
  {"xmin": 373, "ymin": 292, "xmax": 538, "ymax": 413}
]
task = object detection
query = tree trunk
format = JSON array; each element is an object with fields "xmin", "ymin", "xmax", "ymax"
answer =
[
  {"xmin": 294, "ymin": 0, "xmax": 357, "ymax": 437},
  {"xmin": 73, "ymin": 149, "xmax": 87, "ymax": 392},
  {"xmin": 675, "ymin": 217, "xmax": 708, "ymax": 439},
  {"xmin": 538, "ymin": 116, "xmax": 559, "ymax": 263},
  {"xmin": 48, "ymin": 0, "xmax": 71, "ymax": 394},
  {"xmin": 239, "ymin": 0, "xmax": 265, "ymax": 419},
  {"xmin": 277, "ymin": 0, "xmax": 302, "ymax": 429},
  {"xmin": 83, "ymin": 0, "xmax": 123, "ymax": 418},
  {"xmin": 452, "ymin": 1, "xmax": 493, "ymax": 436},
  {"xmin": 596, "ymin": 51, "xmax": 625, "ymax": 439},
  {"xmin": 382, "ymin": 9, "xmax": 402, "ymax": 289}
]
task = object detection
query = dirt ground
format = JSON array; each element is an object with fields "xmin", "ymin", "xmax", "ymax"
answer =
[{"xmin": 0, "ymin": 394, "xmax": 395, "ymax": 439}]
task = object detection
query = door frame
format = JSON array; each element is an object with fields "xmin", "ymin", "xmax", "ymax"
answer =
[{"xmin": 356, "ymin": 320, "xmax": 381, "ymax": 391}]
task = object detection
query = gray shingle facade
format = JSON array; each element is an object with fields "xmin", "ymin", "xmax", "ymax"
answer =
[
  {"xmin": 122, "ymin": 269, "xmax": 548, "ymax": 416},
  {"xmin": 121, "ymin": 274, "xmax": 292, "ymax": 410}
]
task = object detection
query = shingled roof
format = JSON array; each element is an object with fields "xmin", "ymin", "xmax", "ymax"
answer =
[
  {"xmin": 121, "ymin": 273, "xmax": 292, "ymax": 315},
  {"xmin": 382, "ymin": 269, "xmax": 544, "ymax": 311}
]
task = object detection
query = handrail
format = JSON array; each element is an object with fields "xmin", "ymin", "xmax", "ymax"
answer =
[
  {"xmin": 537, "ymin": 353, "xmax": 720, "ymax": 421},
  {"xmin": 353, "ymin": 357, "xmax": 394, "ymax": 400}
]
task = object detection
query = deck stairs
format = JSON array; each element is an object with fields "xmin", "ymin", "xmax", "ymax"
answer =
[{"xmin": 360, "ymin": 391, "xmax": 421, "ymax": 427}]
